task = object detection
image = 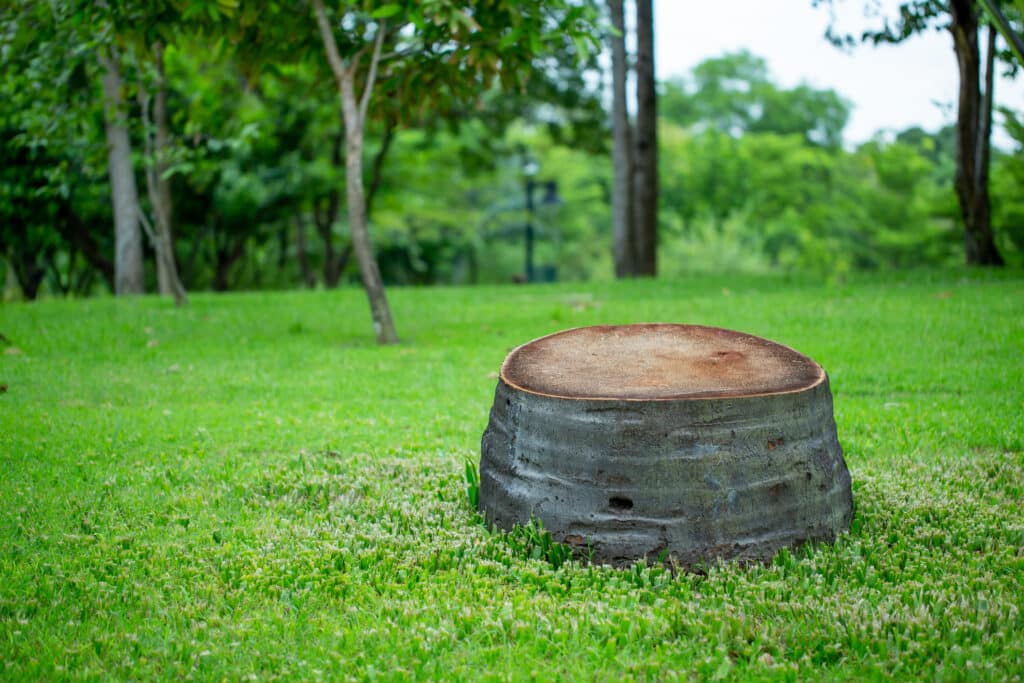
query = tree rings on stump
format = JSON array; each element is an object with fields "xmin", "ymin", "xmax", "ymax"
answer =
[{"xmin": 479, "ymin": 324, "xmax": 853, "ymax": 568}]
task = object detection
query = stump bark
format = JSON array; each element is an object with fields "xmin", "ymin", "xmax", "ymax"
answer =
[{"xmin": 479, "ymin": 324, "xmax": 853, "ymax": 568}]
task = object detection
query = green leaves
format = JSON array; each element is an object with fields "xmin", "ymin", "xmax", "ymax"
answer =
[{"xmin": 370, "ymin": 4, "xmax": 402, "ymax": 19}]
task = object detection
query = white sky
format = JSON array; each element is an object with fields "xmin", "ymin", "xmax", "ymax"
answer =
[{"xmin": 652, "ymin": 0, "xmax": 1024, "ymax": 146}]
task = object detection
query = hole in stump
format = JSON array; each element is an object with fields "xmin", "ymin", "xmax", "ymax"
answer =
[{"xmin": 609, "ymin": 496, "xmax": 633, "ymax": 511}]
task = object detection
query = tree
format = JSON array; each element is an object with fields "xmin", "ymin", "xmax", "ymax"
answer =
[
  {"xmin": 98, "ymin": 49, "xmax": 146, "ymax": 294},
  {"xmin": 813, "ymin": 0, "xmax": 1022, "ymax": 266},
  {"xmin": 311, "ymin": 1, "xmax": 396, "ymax": 342},
  {"xmin": 304, "ymin": 1, "xmax": 600, "ymax": 343},
  {"xmin": 606, "ymin": 0, "xmax": 657, "ymax": 278},
  {"xmin": 608, "ymin": 0, "xmax": 634, "ymax": 277},
  {"xmin": 137, "ymin": 41, "xmax": 187, "ymax": 305},
  {"xmin": 633, "ymin": 0, "xmax": 657, "ymax": 276}
]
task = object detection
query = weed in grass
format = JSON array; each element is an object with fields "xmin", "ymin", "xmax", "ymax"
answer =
[
  {"xmin": 494, "ymin": 518, "xmax": 577, "ymax": 570},
  {"xmin": 463, "ymin": 457, "xmax": 480, "ymax": 510}
]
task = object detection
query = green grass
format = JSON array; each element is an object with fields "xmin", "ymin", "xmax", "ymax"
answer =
[{"xmin": 1, "ymin": 269, "xmax": 1023, "ymax": 681}]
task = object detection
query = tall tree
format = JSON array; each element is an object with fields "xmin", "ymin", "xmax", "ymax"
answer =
[
  {"xmin": 813, "ymin": 0, "xmax": 1019, "ymax": 266},
  {"xmin": 633, "ymin": 0, "xmax": 657, "ymax": 276},
  {"xmin": 951, "ymin": 1, "xmax": 1002, "ymax": 264},
  {"xmin": 608, "ymin": 0, "xmax": 635, "ymax": 277},
  {"xmin": 301, "ymin": 0, "xmax": 600, "ymax": 343},
  {"xmin": 312, "ymin": 0, "xmax": 397, "ymax": 344},
  {"xmin": 138, "ymin": 41, "xmax": 187, "ymax": 305},
  {"xmin": 606, "ymin": 0, "xmax": 657, "ymax": 278}
]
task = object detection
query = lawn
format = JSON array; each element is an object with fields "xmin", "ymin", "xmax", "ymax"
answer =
[{"xmin": 1, "ymin": 269, "xmax": 1023, "ymax": 681}]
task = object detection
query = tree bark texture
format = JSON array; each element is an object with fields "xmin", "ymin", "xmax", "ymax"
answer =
[
  {"xmin": 99, "ymin": 49, "xmax": 145, "ymax": 295},
  {"xmin": 340, "ymin": 77, "xmax": 399, "ymax": 344},
  {"xmin": 608, "ymin": 0, "xmax": 635, "ymax": 278},
  {"xmin": 949, "ymin": 0, "xmax": 1003, "ymax": 266},
  {"xmin": 140, "ymin": 42, "xmax": 188, "ymax": 305},
  {"xmin": 633, "ymin": 0, "xmax": 658, "ymax": 276},
  {"xmin": 480, "ymin": 325, "xmax": 853, "ymax": 568}
]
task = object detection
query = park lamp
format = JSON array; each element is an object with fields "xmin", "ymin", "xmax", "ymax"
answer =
[{"xmin": 521, "ymin": 158, "xmax": 561, "ymax": 282}]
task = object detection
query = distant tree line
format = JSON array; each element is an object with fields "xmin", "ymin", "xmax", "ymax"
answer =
[{"xmin": 1, "ymin": 1, "xmax": 1022, "ymax": 342}]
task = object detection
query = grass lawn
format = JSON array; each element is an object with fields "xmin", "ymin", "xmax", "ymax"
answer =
[{"xmin": 1, "ymin": 269, "xmax": 1023, "ymax": 681}]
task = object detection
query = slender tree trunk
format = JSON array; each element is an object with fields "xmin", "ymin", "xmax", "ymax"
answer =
[
  {"xmin": 212, "ymin": 236, "xmax": 246, "ymax": 291},
  {"xmin": 55, "ymin": 200, "xmax": 115, "ymax": 289},
  {"xmin": 315, "ymin": 127, "xmax": 345, "ymax": 288},
  {"xmin": 294, "ymin": 213, "xmax": 317, "ymax": 288},
  {"xmin": 314, "ymin": 0, "xmax": 399, "ymax": 344},
  {"xmin": 140, "ymin": 42, "xmax": 188, "ymax": 304},
  {"xmin": 340, "ymin": 77, "xmax": 398, "ymax": 344},
  {"xmin": 633, "ymin": 0, "xmax": 658, "ymax": 276},
  {"xmin": 99, "ymin": 49, "xmax": 145, "ymax": 294},
  {"xmin": 608, "ymin": 0, "xmax": 635, "ymax": 278},
  {"xmin": 949, "ymin": 1, "xmax": 1003, "ymax": 266}
]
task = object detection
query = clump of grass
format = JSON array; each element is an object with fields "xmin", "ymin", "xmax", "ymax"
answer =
[
  {"xmin": 463, "ymin": 457, "xmax": 479, "ymax": 510},
  {"xmin": 500, "ymin": 518, "xmax": 576, "ymax": 570}
]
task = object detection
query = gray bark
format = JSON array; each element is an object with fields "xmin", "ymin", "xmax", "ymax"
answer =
[
  {"xmin": 633, "ymin": 0, "xmax": 658, "ymax": 276},
  {"xmin": 608, "ymin": 0, "xmax": 635, "ymax": 278},
  {"xmin": 99, "ymin": 49, "xmax": 144, "ymax": 295},
  {"xmin": 313, "ymin": 0, "xmax": 399, "ymax": 344},
  {"xmin": 480, "ymin": 325, "xmax": 853, "ymax": 568},
  {"xmin": 139, "ymin": 42, "xmax": 187, "ymax": 305},
  {"xmin": 950, "ymin": 0, "xmax": 1003, "ymax": 266},
  {"xmin": 340, "ymin": 77, "xmax": 398, "ymax": 344}
]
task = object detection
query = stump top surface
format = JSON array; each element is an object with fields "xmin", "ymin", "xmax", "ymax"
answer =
[{"xmin": 501, "ymin": 324, "xmax": 825, "ymax": 400}]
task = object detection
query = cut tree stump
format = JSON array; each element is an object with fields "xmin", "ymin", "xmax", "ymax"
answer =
[{"xmin": 479, "ymin": 324, "xmax": 853, "ymax": 568}]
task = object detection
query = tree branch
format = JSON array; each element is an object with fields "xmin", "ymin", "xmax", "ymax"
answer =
[
  {"xmin": 358, "ymin": 18, "xmax": 387, "ymax": 127},
  {"xmin": 977, "ymin": 0, "xmax": 1024, "ymax": 66},
  {"xmin": 312, "ymin": 0, "xmax": 350, "ymax": 86}
]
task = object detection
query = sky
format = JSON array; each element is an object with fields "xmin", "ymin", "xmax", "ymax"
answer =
[{"xmin": 652, "ymin": 0, "xmax": 1024, "ymax": 146}]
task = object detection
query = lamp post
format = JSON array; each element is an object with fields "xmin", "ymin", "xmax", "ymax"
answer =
[
  {"xmin": 523, "ymin": 160, "xmax": 539, "ymax": 283},
  {"xmin": 522, "ymin": 159, "xmax": 559, "ymax": 283}
]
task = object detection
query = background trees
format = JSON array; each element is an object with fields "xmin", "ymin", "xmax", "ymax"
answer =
[
  {"xmin": 813, "ymin": 0, "xmax": 1024, "ymax": 266},
  {"xmin": 607, "ymin": 0, "xmax": 657, "ymax": 278},
  {"xmin": 1, "ymin": 1, "xmax": 1022, "ymax": 310}
]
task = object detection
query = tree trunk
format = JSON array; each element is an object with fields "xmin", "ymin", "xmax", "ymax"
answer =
[
  {"xmin": 99, "ymin": 49, "xmax": 145, "ymax": 294},
  {"xmin": 313, "ymin": 0, "xmax": 399, "ymax": 344},
  {"xmin": 314, "ymin": 128, "xmax": 345, "ymax": 288},
  {"xmin": 151, "ymin": 42, "xmax": 187, "ymax": 303},
  {"xmin": 633, "ymin": 0, "xmax": 658, "ymax": 276},
  {"xmin": 340, "ymin": 75, "xmax": 399, "ymax": 344},
  {"xmin": 608, "ymin": 0, "xmax": 635, "ymax": 278},
  {"xmin": 140, "ymin": 42, "xmax": 188, "ymax": 305},
  {"xmin": 212, "ymin": 236, "xmax": 246, "ymax": 292},
  {"xmin": 294, "ymin": 213, "xmax": 317, "ymax": 288},
  {"xmin": 8, "ymin": 251, "xmax": 47, "ymax": 301},
  {"xmin": 949, "ymin": 0, "xmax": 1003, "ymax": 266},
  {"xmin": 480, "ymin": 324, "xmax": 852, "ymax": 568}
]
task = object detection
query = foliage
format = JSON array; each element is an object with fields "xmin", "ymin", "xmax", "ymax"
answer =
[
  {"xmin": 1, "ymin": 0, "xmax": 1021, "ymax": 298},
  {"xmin": 1, "ymin": 270, "xmax": 1023, "ymax": 678},
  {"xmin": 496, "ymin": 519, "xmax": 577, "ymax": 570},
  {"xmin": 992, "ymin": 107, "xmax": 1024, "ymax": 261},
  {"xmin": 660, "ymin": 51, "xmax": 851, "ymax": 148}
]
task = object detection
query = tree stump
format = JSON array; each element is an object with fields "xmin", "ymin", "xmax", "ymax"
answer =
[{"xmin": 479, "ymin": 324, "xmax": 853, "ymax": 568}]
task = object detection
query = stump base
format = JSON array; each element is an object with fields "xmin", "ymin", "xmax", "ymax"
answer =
[{"xmin": 479, "ymin": 324, "xmax": 853, "ymax": 568}]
